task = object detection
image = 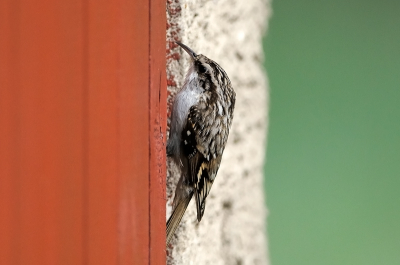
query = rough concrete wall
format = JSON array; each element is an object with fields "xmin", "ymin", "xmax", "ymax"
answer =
[{"xmin": 166, "ymin": 0, "xmax": 271, "ymax": 264}]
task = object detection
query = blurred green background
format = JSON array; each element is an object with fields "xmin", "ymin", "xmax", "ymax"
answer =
[{"xmin": 263, "ymin": 0, "xmax": 400, "ymax": 264}]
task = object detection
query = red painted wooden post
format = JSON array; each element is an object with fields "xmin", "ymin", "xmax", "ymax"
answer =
[
  {"xmin": 0, "ymin": 0, "xmax": 166, "ymax": 264},
  {"xmin": 149, "ymin": 0, "xmax": 168, "ymax": 263}
]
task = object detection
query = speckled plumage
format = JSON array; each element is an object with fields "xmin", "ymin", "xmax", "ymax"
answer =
[{"xmin": 167, "ymin": 42, "xmax": 235, "ymax": 244}]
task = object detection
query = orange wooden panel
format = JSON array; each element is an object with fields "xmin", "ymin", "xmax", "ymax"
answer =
[
  {"xmin": 0, "ymin": 0, "xmax": 166, "ymax": 264},
  {"xmin": 0, "ymin": 1, "xmax": 85, "ymax": 264}
]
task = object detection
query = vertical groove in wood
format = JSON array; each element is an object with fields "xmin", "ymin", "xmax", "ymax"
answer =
[{"xmin": 82, "ymin": 1, "xmax": 89, "ymax": 264}]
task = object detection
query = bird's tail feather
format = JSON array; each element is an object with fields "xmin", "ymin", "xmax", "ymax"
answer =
[{"xmin": 166, "ymin": 192, "xmax": 193, "ymax": 244}]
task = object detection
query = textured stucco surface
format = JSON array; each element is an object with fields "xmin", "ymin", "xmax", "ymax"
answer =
[{"xmin": 166, "ymin": 0, "xmax": 271, "ymax": 264}]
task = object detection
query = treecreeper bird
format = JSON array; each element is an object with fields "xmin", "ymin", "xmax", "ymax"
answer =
[{"xmin": 166, "ymin": 42, "xmax": 236, "ymax": 244}]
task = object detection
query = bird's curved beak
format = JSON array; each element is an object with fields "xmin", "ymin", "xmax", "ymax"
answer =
[{"xmin": 176, "ymin": 42, "xmax": 197, "ymax": 59}]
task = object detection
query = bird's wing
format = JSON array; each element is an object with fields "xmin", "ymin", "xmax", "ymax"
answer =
[{"xmin": 182, "ymin": 105, "xmax": 224, "ymax": 221}]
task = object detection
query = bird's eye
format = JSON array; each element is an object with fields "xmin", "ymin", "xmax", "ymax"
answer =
[{"xmin": 198, "ymin": 64, "xmax": 207, "ymax": 74}]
